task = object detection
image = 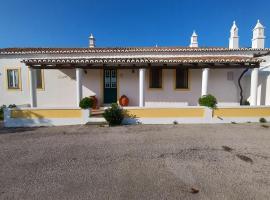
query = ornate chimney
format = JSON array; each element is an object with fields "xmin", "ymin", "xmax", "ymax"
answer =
[
  {"xmin": 190, "ymin": 31, "xmax": 198, "ymax": 47},
  {"xmin": 229, "ymin": 21, "xmax": 239, "ymax": 49},
  {"xmin": 89, "ymin": 33, "xmax": 96, "ymax": 48},
  {"xmin": 252, "ymin": 20, "xmax": 265, "ymax": 49}
]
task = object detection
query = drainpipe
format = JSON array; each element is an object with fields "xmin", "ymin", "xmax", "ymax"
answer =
[{"xmin": 238, "ymin": 68, "xmax": 249, "ymax": 105}]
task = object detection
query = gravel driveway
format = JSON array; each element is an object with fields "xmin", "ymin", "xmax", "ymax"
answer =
[{"xmin": 0, "ymin": 124, "xmax": 270, "ymax": 200}]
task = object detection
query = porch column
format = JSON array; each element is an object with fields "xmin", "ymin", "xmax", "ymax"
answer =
[
  {"xmin": 76, "ymin": 68, "xmax": 83, "ymax": 107},
  {"xmin": 250, "ymin": 68, "xmax": 259, "ymax": 106},
  {"xmin": 139, "ymin": 68, "xmax": 146, "ymax": 107},
  {"xmin": 29, "ymin": 67, "xmax": 37, "ymax": 107},
  {"xmin": 201, "ymin": 68, "xmax": 209, "ymax": 96}
]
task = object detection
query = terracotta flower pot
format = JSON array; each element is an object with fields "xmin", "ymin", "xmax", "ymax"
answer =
[
  {"xmin": 90, "ymin": 96, "xmax": 98, "ymax": 109},
  {"xmin": 119, "ymin": 95, "xmax": 129, "ymax": 107}
]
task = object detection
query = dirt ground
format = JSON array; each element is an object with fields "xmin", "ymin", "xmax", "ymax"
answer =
[{"xmin": 0, "ymin": 123, "xmax": 270, "ymax": 200}]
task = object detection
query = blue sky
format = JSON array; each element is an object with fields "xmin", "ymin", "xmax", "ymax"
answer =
[{"xmin": 0, "ymin": 0, "xmax": 269, "ymax": 48}]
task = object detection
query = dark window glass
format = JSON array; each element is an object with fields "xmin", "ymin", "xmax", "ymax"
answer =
[
  {"xmin": 7, "ymin": 69, "xmax": 19, "ymax": 89},
  {"xmin": 176, "ymin": 68, "xmax": 189, "ymax": 89},
  {"xmin": 36, "ymin": 69, "xmax": 43, "ymax": 89},
  {"xmin": 149, "ymin": 69, "xmax": 162, "ymax": 88}
]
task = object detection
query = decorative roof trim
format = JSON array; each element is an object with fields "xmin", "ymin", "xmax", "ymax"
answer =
[
  {"xmin": 22, "ymin": 56, "xmax": 262, "ymax": 65},
  {"xmin": 1, "ymin": 47, "xmax": 270, "ymax": 55}
]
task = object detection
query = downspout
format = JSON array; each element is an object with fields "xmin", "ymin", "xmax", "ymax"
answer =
[
  {"xmin": 238, "ymin": 68, "xmax": 249, "ymax": 105},
  {"xmin": 238, "ymin": 50, "xmax": 270, "ymax": 105}
]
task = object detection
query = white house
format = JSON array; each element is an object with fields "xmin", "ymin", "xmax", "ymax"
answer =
[{"xmin": 1, "ymin": 20, "xmax": 270, "ymax": 126}]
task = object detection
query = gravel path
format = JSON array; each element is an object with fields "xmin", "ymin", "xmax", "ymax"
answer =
[{"xmin": 0, "ymin": 124, "xmax": 270, "ymax": 200}]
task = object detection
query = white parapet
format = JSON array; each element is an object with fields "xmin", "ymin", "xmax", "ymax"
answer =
[
  {"xmin": 4, "ymin": 107, "xmax": 90, "ymax": 127},
  {"xmin": 124, "ymin": 106, "xmax": 270, "ymax": 124}
]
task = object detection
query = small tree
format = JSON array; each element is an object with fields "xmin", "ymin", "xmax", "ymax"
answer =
[
  {"xmin": 103, "ymin": 103, "xmax": 124, "ymax": 126},
  {"xmin": 198, "ymin": 94, "xmax": 217, "ymax": 109},
  {"xmin": 79, "ymin": 97, "xmax": 94, "ymax": 109}
]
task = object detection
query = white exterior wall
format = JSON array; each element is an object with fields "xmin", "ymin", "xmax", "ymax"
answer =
[
  {"xmin": 0, "ymin": 58, "xmax": 103, "ymax": 107},
  {"xmin": 0, "ymin": 59, "xmax": 30, "ymax": 106},
  {"xmin": 118, "ymin": 69, "xmax": 139, "ymax": 106},
  {"xmin": 145, "ymin": 69, "xmax": 201, "ymax": 106},
  {"xmin": 1, "ymin": 49, "xmax": 270, "ymax": 107},
  {"xmin": 208, "ymin": 69, "xmax": 242, "ymax": 106},
  {"xmin": 0, "ymin": 58, "xmax": 248, "ymax": 108},
  {"xmin": 143, "ymin": 69, "xmax": 241, "ymax": 106}
]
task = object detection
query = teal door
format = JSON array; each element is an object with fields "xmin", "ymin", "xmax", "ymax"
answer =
[{"xmin": 104, "ymin": 69, "xmax": 117, "ymax": 104}]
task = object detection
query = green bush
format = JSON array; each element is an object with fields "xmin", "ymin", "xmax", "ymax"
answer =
[
  {"xmin": 243, "ymin": 100, "xmax": 250, "ymax": 106},
  {"xmin": 8, "ymin": 104, "xmax": 16, "ymax": 108},
  {"xmin": 0, "ymin": 105, "xmax": 7, "ymax": 121},
  {"xmin": 103, "ymin": 103, "xmax": 124, "ymax": 126},
  {"xmin": 259, "ymin": 118, "xmax": 267, "ymax": 123},
  {"xmin": 79, "ymin": 97, "xmax": 93, "ymax": 109},
  {"xmin": 198, "ymin": 94, "xmax": 217, "ymax": 109}
]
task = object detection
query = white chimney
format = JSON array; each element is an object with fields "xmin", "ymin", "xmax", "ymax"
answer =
[
  {"xmin": 190, "ymin": 31, "xmax": 198, "ymax": 47},
  {"xmin": 229, "ymin": 21, "xmax": 239, "ymax": 49},
  {"xmin": 89, "ymin": 33, "xmax": 96, "ymax": 48},
  {"xmin": 252, "ymin": 20, "xmax": 265, "ymax": 49}
]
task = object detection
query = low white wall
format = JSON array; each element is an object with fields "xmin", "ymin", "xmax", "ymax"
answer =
[
  {"xmin": 124, "ymin": 106, "xmax": 270, "ymax": 124},
  {"xmin": 4, "ymin": 107, "xmax": 90, "ymax": 127}
]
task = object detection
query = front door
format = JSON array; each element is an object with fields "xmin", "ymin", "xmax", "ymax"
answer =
[{"xmin": 104, "ymin": 69, "xmax": 117, "ymax": 104}]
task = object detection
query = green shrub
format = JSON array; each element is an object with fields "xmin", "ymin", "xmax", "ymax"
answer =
[
  {"xmin": 198, "ymin": 94, "xmax": 217, "ymax": 109},
  {"xmin": 79, "ymin": 97, "xmax": 93, "ymax": 109},
  {"xmin": 103, "ymin": 103, "xmax": 124, "ymax": 126},
  {"xmin": 243, "ymin": 100, "xmax": 250, "ymax": 106},
  {"xmin": 0, "ymin": 105, "xmax": 7, "ymax": 121},
  {"xmin": 8, "ymin": 104, "xmax": 16, "ymax": 108},
  {"xmin": 259, "ymin": 118, "xmax": 267, "ymax": 123}
]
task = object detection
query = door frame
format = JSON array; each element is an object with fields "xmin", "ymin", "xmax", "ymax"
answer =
[{"xmin": 101, "ymin": 69, "xmax": 119, "ymax": 105}]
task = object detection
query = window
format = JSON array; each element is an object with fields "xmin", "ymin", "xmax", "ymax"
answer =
[
  {"xmin": 7, "ymin": 69, "xmax": 21, "ymax": 89},
  {"xmin": 149, "ymin": 69, "xmax": 162, "ymax": 89},
  {"xmin": 36, "ymin": 69, "xmax": 44, "ymax": 89},
  {"xmin": 175, "ymin": 68, "xmax": 189, "ymax": 89}
]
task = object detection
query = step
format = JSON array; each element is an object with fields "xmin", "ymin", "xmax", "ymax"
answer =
[{"xmin": 86, "ymin": 117, "xmax": 108, "ymax": 125}]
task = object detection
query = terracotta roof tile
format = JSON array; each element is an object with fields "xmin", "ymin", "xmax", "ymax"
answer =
[
  {"xmin": 22, "ymin": 56, "xmax": 262, "ymax": 66},
  {"xmin": 1, "ymin": 47, "xmax": 269, "ymax": 54}
]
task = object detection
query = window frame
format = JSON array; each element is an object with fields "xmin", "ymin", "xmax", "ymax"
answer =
[
  {"xmin": 5, "ymin": 67, "xmax": 22, "ymax": 91},
  {"xmin": 35, "ymin": 69, "xmax": 45, "ymax": 90},
  {"xmin": 149, "ymin": 68, "xmax": 163, "ymax": 89},
  {"xmin": 174, "ymin": 68, "xmax": 190, "ymax": 90}
]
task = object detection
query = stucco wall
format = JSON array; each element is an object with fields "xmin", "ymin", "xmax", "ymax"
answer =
[
  {"xmin": 0, "ymin": 58, "xmax": 103, "ymax": 107},
  {"xmin": 0, "ymin": 57, "xmax": 268, "ymax": 107},
  {"xmin": 0, "ymin": 59, "xmax": 30, "ymax": 106}
]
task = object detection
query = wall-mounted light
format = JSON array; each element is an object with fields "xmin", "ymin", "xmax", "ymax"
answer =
[
  {"xmin": 84, "ymin": 69, "xmax": 87, "ymax": 74},
  {"xmin": 131, "ymin": 69, "xmax": 135, "ymax": 73}
]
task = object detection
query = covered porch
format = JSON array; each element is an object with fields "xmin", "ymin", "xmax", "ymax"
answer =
[{"xmin": 23, "ymin": 56, "xmax": 261, "ymax": 108}]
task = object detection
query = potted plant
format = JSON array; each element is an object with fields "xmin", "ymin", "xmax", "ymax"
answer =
[
  {"xmin": 119, "ymin": 95, "xmax": 129, "ymax": 107},
  {"xmin": 79, "ymin": 97, "xmax": 94, "ymax": 109},
  {"xmin": 90, "ymin": 95, "xmax": 98, "ymax": 109},
  {"xmin": 198, "ymin": 94, "xmax": 217, "ymax": 109}
]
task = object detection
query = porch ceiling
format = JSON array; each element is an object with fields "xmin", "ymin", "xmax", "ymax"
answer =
[{"xmin": 22, "ymin": 56, "xmax": 262, "ymax": 69}]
